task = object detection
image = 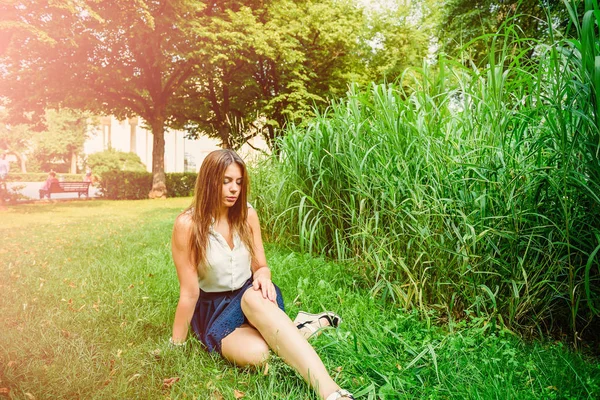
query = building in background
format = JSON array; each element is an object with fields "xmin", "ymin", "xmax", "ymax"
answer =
[{"xmin": 83, "ymin": 116, "xmax": 269, "ymax": 172}]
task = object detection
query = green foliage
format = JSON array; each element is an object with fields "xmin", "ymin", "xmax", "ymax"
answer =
[
  {"xmin": 1, "ymin": 0, "xmax": 435, "ymax": 165},
  {"xmin": 31, "ymin": 109, "xmax": 90, "ymax": 173},
  {"xmin": 164, "ymin": 173, "xmax": 197, "ymax": 198},
  {"xmin": 358, "ymin": 0, "xmax": 439, "ymax": 84},
  {"xmin": 98, "ymin": 170, "xmax": 153, "ymax": 200},
  {"xmin": 254, "ymin": 3, "xmax": 600, "ymax": 345},
  {"xmin": 1, "ymin": 108, "xmax": 89, "ymax": 173},
  {"xmin": 173, "ymin": 0, "xmax": 375, "ymax": 147},
  {"xmin": 87, "ymin": 149, "xmax": 147, "ymax": 177},
  {"xmin": 0, "ymin": 111, "xmax": 29, "ymax": 172},
  {"xmin": 438, "ymin": 0, "xmax": 578, "ymax": 66},
  {"xmin": 0, "ymin": 200, "xmax": 599, "ymax": 398},
  {"xmin": 97, "ymin": 170, "xmax": 196, "ymax": 200},
  {"xmin": 0, "ymin": 183, "xmax": 25, "ymax": 204}
]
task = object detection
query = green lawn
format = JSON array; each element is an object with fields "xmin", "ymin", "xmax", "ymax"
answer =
[{"xmin": 1, "ymin": 199, "xmax": 599, "ymax": 399}]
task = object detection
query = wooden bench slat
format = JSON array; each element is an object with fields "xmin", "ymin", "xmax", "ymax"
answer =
[{"xmin": 45, "ymin": 181, "xmax": 91, "ymax": 198}]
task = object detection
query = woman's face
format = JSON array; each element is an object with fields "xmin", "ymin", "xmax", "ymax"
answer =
[{"xmin": 221, "ymin": 162, "xmax": 243, "ymax": 209}]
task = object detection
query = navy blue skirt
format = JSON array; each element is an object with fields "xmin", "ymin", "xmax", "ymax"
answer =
[{"xmin": 190, "ymin": 278, "xmax": 285, "ymax": 354}]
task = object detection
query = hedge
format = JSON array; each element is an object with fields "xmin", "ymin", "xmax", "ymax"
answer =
[
  {"xmin": 165, "ymin": 173, "xmax": 197, "ymax": 198},
  {"xmin": 97, "ymin": 171, "xmax": 197, "ymax": 200}
]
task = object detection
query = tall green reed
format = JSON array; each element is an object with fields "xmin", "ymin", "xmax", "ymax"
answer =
[{"xmin": 253, "ymin": 2, "xmax": 600, "ymax": 345}]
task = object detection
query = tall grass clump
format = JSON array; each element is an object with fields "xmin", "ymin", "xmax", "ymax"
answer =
[{"xmin": 253, "ymin": 1, "xmax": 600, "ymax": 345}]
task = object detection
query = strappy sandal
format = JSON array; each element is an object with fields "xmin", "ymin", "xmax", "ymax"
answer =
[
  {"xmin": 294, "ymin": 311, "xmax": 342, "ymax": 328},
  {"xmin": 325, "ymin": 389, "xmax": 355, "ymax": 400}
]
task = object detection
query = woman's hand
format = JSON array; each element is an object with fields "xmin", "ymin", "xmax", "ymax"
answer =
[{"xmin": 252, "ymin": 267, "xmax": 277, "ymax": 303}]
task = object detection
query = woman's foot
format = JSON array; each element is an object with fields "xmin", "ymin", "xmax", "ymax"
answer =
[
  {"xmin": 325, "ymin": 389, "xmax": 355, "ymax": 400},
  {"xmin": 294, "ymin": 311, "xmax": 341, "ymax": 340}
]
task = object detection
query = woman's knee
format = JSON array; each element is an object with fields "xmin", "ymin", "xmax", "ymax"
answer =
[{"xmin": 241, "ymin": 288, "xmax": 269, "ymax": 315}]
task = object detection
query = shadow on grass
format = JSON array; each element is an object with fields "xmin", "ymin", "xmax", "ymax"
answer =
[
  {"xmin": 15, "ymin": 200, "xmax": 106, "ymax": 212},
  {"xmin": 4, "ymin": 198, "xmax": 191, "ymax": 215}
]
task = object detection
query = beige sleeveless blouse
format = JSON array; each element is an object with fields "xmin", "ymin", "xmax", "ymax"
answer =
[{"xmin": 196, "ymin": 203, "xmax": 253, "ymax": 292}]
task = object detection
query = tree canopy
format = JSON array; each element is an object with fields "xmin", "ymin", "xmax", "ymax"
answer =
[
  {"xmin": 438, "ymin": 0, "xmax": 580, "ymax": 65},
  {"xmin": 0, "ymin": 0, "xmax": 435, "ymax": 196}
]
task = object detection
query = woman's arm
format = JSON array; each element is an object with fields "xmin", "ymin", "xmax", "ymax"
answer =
[
  {"xmin": 247, "ymin": 207, "xmax": 276, "ymax": 302},
  {"xmin": 171, "ymin": 213, "xmax": 200, "ymax": 344}
]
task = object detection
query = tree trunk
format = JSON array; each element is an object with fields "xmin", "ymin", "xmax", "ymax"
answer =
[
  {"xmin": 129, "ymin": 117, "xmax": 138, "ymax": 153},
  {"xmin": 14, "ymin": 152, "xmax": 27, "ymax": 173},
  {"xmin": 148, "ymin": 117, "xmax": 167, "ymax": 199},
  {"xmin": 219, "ymin": 125, "xmax": 231, "ymax": 149},
  {"xmin": 70, "ymin": 151, "xmax": 77, "ymax": 174}
]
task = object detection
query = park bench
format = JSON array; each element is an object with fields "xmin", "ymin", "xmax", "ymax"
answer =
[{"xmin": 41, "ymin": 181, "xmax": 91, "ymax": 199}]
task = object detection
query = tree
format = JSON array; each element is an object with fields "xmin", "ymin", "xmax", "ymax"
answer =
[
  {"xmin": 438, "ymin": 0, "xmax": 579, "ymax": 66},
  {"xmin": 172, "ymin": 0, "xmax": 370, "ymax": 148},
  {"xmin": 359, "ymin": 0, "xmax": 438, "ymax": 84},
  {"xmin": 1, "ymin": 0, "xmax": 437, "ymax": 190},
  {"xmin": 0, "ymin": 0, "xmax": 202, "ymax": 198},
  {"xmin": 257, "ymin": 0, "xmax": 369, "ymax": 144},
  {"xmin": 33, "ymin": 109, "xmax": 89, "ymax": 174},
  {"xmin": 0, "ymin": 110, "xmax": 30, "ymax": 173}
]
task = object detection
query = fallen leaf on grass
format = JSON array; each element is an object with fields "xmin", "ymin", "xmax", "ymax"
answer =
[
  {"xmin": 24, "ymin": 393, "xmax": 35, "ymax": 399},
  {"xmin": 0, "ymin": 388, "xmax": 10, "ymax": 395},
  {"xmin": 234, "ymin": 389, "xmax": 245, "ymax": 399},
  {"xmin": 128, "ymin": 373, "xmax": 141, "ymax": 382},
  {"xmin": 263, "ymin": 362, "xmax": 269, "ymax": 376},
  {"xmin": 163, "ymin": 377, "xmax": 180, "ymax": 389},
  {"xmin": 210, "ymin": 391, "xmax": 224, "ymax": 400},
  {"xmin": 150, "ymin": 349, "xmax": 161, "ymax": 359}
]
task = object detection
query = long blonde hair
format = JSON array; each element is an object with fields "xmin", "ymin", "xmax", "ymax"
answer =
[{"xmin": 187, "ymin": 149, "xmax": 254, "ymax": 275}]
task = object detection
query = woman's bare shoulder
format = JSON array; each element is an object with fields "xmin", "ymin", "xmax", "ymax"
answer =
[
  {"xmin": 173, "ymin": 211, "xmax": 194, "ymax": 243},
  {"xmin": 176, "ymin": 210, "xmax": 194, "ymax": 226},
  {"xmin": 247, "ymin": 206, "xmax": 261, "ymax": 230}
]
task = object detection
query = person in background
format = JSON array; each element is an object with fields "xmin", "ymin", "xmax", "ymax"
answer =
[
  {"xmin": 170, "ymin": 149, "xmax": 353, "ymax": 400},
  {"xmin": 0, "ymin": 153, "xmax": 9, "ymax": 180},
  {"xmin": 39, "ymin": 171, "xmax": 59, "ymax": 199},
  {"xmin": 0, "ymin": 153, "xmax": 9, "ymax": 195},
  {"xmin": 83, "ymin": 171, "xmax": 92, "ymax": 183}
]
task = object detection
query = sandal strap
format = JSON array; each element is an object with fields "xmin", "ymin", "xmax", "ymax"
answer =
[
  {"xmin": 325, "ymin": 389, "xmax": 355, "ymax": 400},
  {"xmin": 295, "ymin": 311, "xmax": 342, "ymax": 328},
  {"xmin": 296, "ymin": 320, "xmax": 319, "ymax": 332}
]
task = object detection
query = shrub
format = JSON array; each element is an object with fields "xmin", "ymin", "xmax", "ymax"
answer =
[
  {"xmin": 87, "ymin": 149, "xmax": 147, "ymax": 177},
  {"xmin": 97, "ymin": 171, "xmax": 197, "ymax": 200},
  {"xmin": 98, "ymin": 170, "xmax": 153, "ymax": 200},
  {"xmin": 165, "ymin": 173, "xmax": 197, "ymax": 198}
]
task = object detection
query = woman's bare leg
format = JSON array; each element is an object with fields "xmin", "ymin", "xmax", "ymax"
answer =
[
  {"xmin": 221, "ymin": 324, "xmax": 270, "ymax": 367},
  {"xmin": 240, "ymin": 288, "xmax": 345, "ymax": 400}
]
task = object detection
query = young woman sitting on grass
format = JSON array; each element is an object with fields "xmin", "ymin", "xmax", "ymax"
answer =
[{"xmin": 170, "ymin": 149, "xmax": 354, "ymax": 400}]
